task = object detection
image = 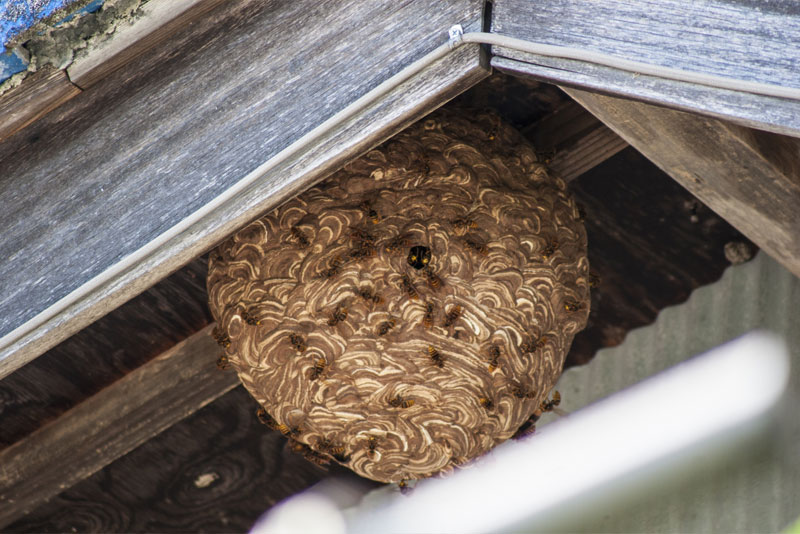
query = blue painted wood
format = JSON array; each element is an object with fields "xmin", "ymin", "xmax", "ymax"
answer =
[{"xmin": 1, "ymin": 0, "xmax": 81, "ymax": 50}]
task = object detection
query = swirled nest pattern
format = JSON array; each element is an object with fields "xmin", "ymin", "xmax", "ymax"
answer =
[{"xmin": 207, "ymin": 110, "xmax": 590, "ymax": 483}]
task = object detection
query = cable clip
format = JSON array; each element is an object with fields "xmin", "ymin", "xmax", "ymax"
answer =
[{"xmin": 448, "ymin": 24, "xmax": 464, "ymax": 49}]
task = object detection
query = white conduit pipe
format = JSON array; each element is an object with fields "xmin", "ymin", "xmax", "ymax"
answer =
[{"xmin": 3, "ymin": 25, "xmax": 799, "ymax": 358}]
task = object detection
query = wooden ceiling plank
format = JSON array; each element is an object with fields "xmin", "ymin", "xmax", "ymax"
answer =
[
  {"xmin": 0, "ymin": 0, "xmax": 487, "ymax": 380},
  {"xmin": 67, "ymin": 0, "xmax": 229, "ymax": 89},
  {"xmin": 0, "ymin": 324, "xmax": 238, "ymax": 529},
  {"xmin": 0, "ymin": 67, "xmax": 80, "ymax": 142},
  {"xmin": 490, "ymin": 0, "xmax": 800, "ymax": 138},
  {"xmin": 522, "ymin": 100, "xmax": 628, "ymax": 182},
  {"xmin": 562, "ymin": 87, "xmax": 800, "ymax": 280}
]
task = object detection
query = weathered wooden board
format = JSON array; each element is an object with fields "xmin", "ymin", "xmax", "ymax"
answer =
[
  {"xmin": 4, "ymin": 386, "xmax": 377, "ymax": 533},
  {"xmin": 0, "ymin": 67, "xmax": 80, "ymax": 142},
  {"xmin": 0, "ymin": 324, "xmax": 240, "ymax": 528},
  {"xmin": 67, "ymin": 0, "xmax": 229, "ymax": 89},
  {"xmin": 0, "ymin": 0, "xmax": 487, "ymax": 379},
  {"xmin": 563, "ymin": 88, "xmax": 800, "ymax": 281},
  {"xmin": 0, "ymin": 257, "xmax": 211, "ymax": 448},
  {"xmin": 490, "ymin": 0, "xmax": 800, "ymax": 138}
]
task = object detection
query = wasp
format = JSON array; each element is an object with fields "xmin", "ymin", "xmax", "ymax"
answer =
[
  {"xmin": 487, "ymin": 345, "xmax": 501, "ymax": 372},
  {"xmin": 389, "ymin": 394, "xmax": 415, "ymax": 408},
  {"xmin": 384, "ymin": 233, "xmax": 412, "ymax": 255},
  {"xmin": 443, "ymin": 305, "xmax": 463, "ymax": 327},
  {"xmin": 288, "ymin": 333, "xmax": 307, "ymax": 353},
  {"xmin": 401, "ymin": 274, "xmax": 419, "ymax": 301},
  {"xmin": 376, "ymin": 318, "xmax": 397, "ymax": 336},
  {"xmin": 277, "ymin": 423, "xmax": 302, "ymax": 438},
  {"xmin": 564, "ymin": 300, "xmax": 585, "ymax": 313},
  {"xmin": 479, "ymin": 397, "xmax": 494, "ymax": 410},
  {"xmin": 422, "ymin": 266, "xmax": 443, "ymax": 290},
  {"xmin": 316, "ymin": 256, "xmax": 343, "ymax": 279},
  {"xmin": 349, "ymin": 227, "xmax": 376, "ymax": 245},
  {"xmin": 242, "ymin": 309, "xmax": 261, "ymax": 326},
  {"xmin": 464, "ymin": 237, "xmax": 489, "ymax": 256},
  {"xmin": 309, "ymin": 357, "xmax": 327, "ymax": 380},
  {"xmin": 212, "ymin": 327, "xmax": 231, "ymax": 348},
  {"xmin": 512, "ymin": 413, "xmax": 540, "ymax": 440},
  {"xmin": 520, "ymin": 335, "xmax": 547, "ymax": 354},
  {"xmin": 289, "ymin": 225, "xmax": 311, "ymax": 248},
  {"xmin": 357, "ymin": 287, "xmax": 383, "ymax": 305},
  {"xmin": 348, "ymin": 245, "xmax": 376, "ymax": 262},
  {"xmin": 366, "ymin": 436, "xmax": 379, "ymax": 459},
  {"xmin": 315, "ymin": 437, "xmax": 333, "ymax": 452},
  {"xmin": 589, "ymin": 272, "xmax": 601, "ymax": 288},
  {"xmin": 541, "ymin": 238, "xmax": 559, "ymax": 259},
  {"xmin": 330, "ymin": 446, "xmax": 351, "ymax": 463},
  {"xmin": 452, "ymin": 216, "xmax": 478, "ymax": 233},
  {"xmin": 304, "ymin": 449, "xmax": 331, "ymax": 467},
  {"xmin": 541, "ymin": 390, "xmax": 561, "ymax": 412},
  {"xmin": 511, "ymin": 384, "xmax": 537, "ymax": 399},
  {"xmin": 427, "ymin": 345, "xmax": 445, "ymax": 368},
  {"xmin": 577, "ymin": 204, "xmax": 587, "ymax": 221},
  {"xmin": 398, "ymin": 479, "xmax": 412, "ymax": 495},
  {"xmin": 216, "ymin": 353, "xmax": 230, "ymax": 370},
  {"xmin": 256, "ymin": 407, "xmax": 277, "ymax": 429},
  {"xmin": 327, "ymin": 303, "xmax": 348, "ymax": 326},
  {"xmin": 361, "ymin": 201, "xmax": 381, "ymax": 224},
  {"xmin": 422, "ymin": 302, "xmax": 435, "ymax": 329}
]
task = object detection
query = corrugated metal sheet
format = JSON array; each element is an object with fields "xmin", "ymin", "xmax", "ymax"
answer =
[{"xmin": 541, "ymin": 251, "xmax": 800, "ymax": 532}]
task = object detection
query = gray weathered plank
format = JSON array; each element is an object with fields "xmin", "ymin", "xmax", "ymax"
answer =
[
  {"xmin": 0, "ymin": 324, "xmax": 240, "ymax": 528},
  {"xmin": 490, "ymin": 0, "xmax": 800, "ymax": 138},
  {"xmin": 562, "ymin": 87, "xmax": 800, "ymax": 280},
  {"xmin": 0, "ymin": 67, "xmax": 81, "ymax": 142},
  {"xmin": 0, "ymin": 0, "xmax": 487, "ymax": 379},
  {"xmin": 67, "ymin": 0, "xmax": 229, "ymax": 89}
]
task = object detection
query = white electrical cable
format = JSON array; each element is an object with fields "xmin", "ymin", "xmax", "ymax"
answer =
[
  {"xmin": 463, "ymin": 31, "xmax": 800, "ymax": 101},
  {"xmin": 2, "ymin": 26, "xmax": 798, "ymax": 363}
]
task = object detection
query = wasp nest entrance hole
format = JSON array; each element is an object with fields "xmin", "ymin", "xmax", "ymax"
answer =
[{"xmin": 207, "ymin": 109, "xmax": 590, "ymax": 484}]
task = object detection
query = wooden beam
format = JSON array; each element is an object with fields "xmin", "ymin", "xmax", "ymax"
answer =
[
  {"xmin": 490, "ymin": 0, "xmax": 800, "ymax": 138},
  {"xmin": 562, "ymin": 87, "xmax": 800, "ymax": 280},
  {"xmin": 0, "ymin": 324, "xmax": 240, "ymax": 529},
  {"xmin": 67, "ymin": 0, "xmax": 228, "ymax": 89},
  {"xmin": 0, "ymin": 0, "xmax": 487, "ymax": 380},
  {"xmin": 522, "ymin": 101, "xmax": 628, "ymax": 182},
  {"xmin": 0, "ymin": 67, "xmax": 80, "ymax": 142}
]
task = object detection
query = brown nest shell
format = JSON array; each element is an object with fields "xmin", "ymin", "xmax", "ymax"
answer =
[{"xmin": 207, "ymin": 109, "xmax": 590, "ymax": 483}]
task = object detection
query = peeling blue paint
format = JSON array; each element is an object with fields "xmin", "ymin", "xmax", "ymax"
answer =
[
  {"xmin": 0, "ymin": 44, "xmax": 27, "ymax": 80},
  {"xmin": 1, "ymin": 0, "xmax": 107, "ymax": 84},
  {"xmin": 0, "ymin": 0, "xmax": 82, "ymax": 50},
  {"xmin": 53, "ymin": 0, "xmax": 102, "ymax": 26}
]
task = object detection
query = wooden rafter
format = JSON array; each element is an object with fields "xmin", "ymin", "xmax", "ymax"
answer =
[
  {"xmin": 564, "ymin": 88, "xmax": 800, "ymax": 280},
  {"xmin": 0, "ymin": 325, "xmax": 238, "ymax": 528},
  {"xmin": 0, "ymin": 0, "xmax": 488, "ymax": 380}
]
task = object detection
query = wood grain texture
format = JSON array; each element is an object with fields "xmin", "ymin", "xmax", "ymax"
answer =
[
  {"xmin": 0, "ymin": 0, "xmax": 486, "ymax": 380},
  {"xmin": 564, "ymin": 88, "xmax": 800, "ymax": 281},
  {"xmin": 0, "ymin": 324, "xmax": 240, "ymax": 528},
  {"xmin": 0, "ymin": 257, "xmax": 212, "ymax": 449},
  {"xmin": 4, "ymin": 386, "xmax": 378, "ymax": 533},
  {"xmin": 0, "ymin": 67, "xmax": 80, "ymax": 142},
  {"xmin": 522, "ymin": 101, "xmax": 627, "ymax": 182},
  {"xmin": 0, "ymin": 75, "xmax": 761, "ymax": 531},
  {"xmin": 67, "ymin": 0, "xmax": 229, "ymax": 89},
  {"xmin": 490, "ymin": 0, "xmax": 800, "ymax": 138}
]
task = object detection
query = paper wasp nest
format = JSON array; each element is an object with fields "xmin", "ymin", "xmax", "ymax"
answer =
[{"xmin": 207, "ymin": 110, "xmax": 590, "ymax": 483}]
